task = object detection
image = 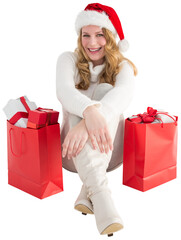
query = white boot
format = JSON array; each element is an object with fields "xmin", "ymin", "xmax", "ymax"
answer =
[
  {"xmin": 73, "ymin": 142, "xmax": 124, "ymax": 235},
  {"xmin": 90, "ymin": 190, "xmax": 124, "ymax": 236},
  {"xmin": 74, "ymin": 185, "xmax": 94, "ymax": 215}
]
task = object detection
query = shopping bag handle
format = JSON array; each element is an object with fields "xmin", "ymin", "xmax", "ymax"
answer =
[{"xmin": 9, "ymin": 128, "xmax": 24, "ymax": 157}]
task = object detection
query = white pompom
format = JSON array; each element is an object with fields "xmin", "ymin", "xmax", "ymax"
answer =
[{"xmin": 118, "ymin": 39, "xmax": 129, "ymax": 52}]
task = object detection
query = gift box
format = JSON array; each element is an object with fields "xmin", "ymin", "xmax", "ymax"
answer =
[
  {"xmin": 129, "ymin": 107, "xmax": 177, "ymax": 125},
  {"xmin": 27, "ymin": 108, "xmax": 59, "ymax": 129},
  {"xmin": 3, "ymin": 96, "xmax": 37, "ymax": 128},
  {"xmin": 7, "ymin": 120, "xmax": 63, "ymax": 199},
  {"xmin": 123, "ymin": 107, "xmax": 178, "ymax": 191}
]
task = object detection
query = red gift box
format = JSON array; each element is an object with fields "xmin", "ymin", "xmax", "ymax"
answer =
[
  {"xmin": 27, "ymin": 108, "xmax": 59, "ymax": 129},
  {"xmin": 123, "ymin": 109, "xmax": 178, "ymax": 192},
  {"xmin": 7, "ymin": 120, "xmax": 63, "ymax": 199}
]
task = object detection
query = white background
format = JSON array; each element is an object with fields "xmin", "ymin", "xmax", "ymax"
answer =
[{"xmin": 0, "ymin": 0, "xmax": 181, "ymax": 239}]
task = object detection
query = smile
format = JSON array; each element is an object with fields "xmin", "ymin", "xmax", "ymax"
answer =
[{"xmin": 88, "ymin": 47, "xmax": 102, "ymax": 52}]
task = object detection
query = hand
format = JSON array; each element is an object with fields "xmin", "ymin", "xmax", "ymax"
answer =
[
  {"xmin": 62, "ymin": 119, "xmax": 88, "ymax": 159},
  {"xmin": 83, "ymin": 106, "xmax": 113, "ymax": 154}
]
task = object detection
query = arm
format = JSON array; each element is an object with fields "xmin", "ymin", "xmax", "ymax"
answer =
[
  {"xmin": 99, "ymin": 61, "xmax": 135, "ymax": 122},
  {"xmin": 56, "ymin": 52, "xmax": 102, "ymax": 118},
  {"xmin": 82, "ymin": 62, "xmax": 135, "ymax": 153}
]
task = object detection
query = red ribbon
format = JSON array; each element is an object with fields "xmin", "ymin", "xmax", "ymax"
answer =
[
  {"xmin": 9, "ymin": 96, "xmax": 30, "ymax": 125},
  {"xmin": 9, "ymin": 112, "xmax": 28, "ymax": 125},
  {"xmin": 20, "ymin": 96, "xmax": 30, "ymax": 112},
  {"xmin": 129, "ymin": 107, "xmax": 177, "ymax": 127}
]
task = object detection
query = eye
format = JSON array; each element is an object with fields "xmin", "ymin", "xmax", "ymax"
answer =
[
  {"xmin": 97, "ymin": 34, "xmax": 104, "ymax": 37},
  {"xmin": 82, "ymin": 34, "xmax": 90, "ymax": 37}
]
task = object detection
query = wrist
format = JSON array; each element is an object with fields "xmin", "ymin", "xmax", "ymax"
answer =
[
  {"xmin": 80, "ymin": 118, "xmax": 85, "ymax": 124},
  {"xmin": 83, "ymin": 105, "xmax": 97, "ymax": 118}
]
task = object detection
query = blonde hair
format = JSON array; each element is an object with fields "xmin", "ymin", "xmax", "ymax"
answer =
[{"xmin": 75, "ymin": 28, "xmax": 137, "ymax": 90}]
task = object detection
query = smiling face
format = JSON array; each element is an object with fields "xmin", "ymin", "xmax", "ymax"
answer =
[{"xmin": 81, "ymin": 25, "xmax": 106, "ymax": 67}]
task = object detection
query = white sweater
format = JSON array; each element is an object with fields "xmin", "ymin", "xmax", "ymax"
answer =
[{"xmin": 56, "ymin": 51, "xmax": 135, "ymax": 122}]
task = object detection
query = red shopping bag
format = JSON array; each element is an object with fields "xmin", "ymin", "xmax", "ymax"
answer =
[
  {"xmin": 123, "ymin": 117, "xmax": 178, "ymax": 191},
  {"xmin": 7, "ymin": 121, "xmax": 63, "ymax": 199}
]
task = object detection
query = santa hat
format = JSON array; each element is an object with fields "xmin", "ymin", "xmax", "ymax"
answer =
[{"xmin": 75, "ymin": 3, "xmax": 129, "ymax": 52}]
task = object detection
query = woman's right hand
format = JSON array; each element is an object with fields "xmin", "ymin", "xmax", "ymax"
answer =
[
  {"xmin": 62, "ymin": 119, "xmax": 89, "ymax": 159},
  {"xmin": 83, "ymin": 106, "xmax": 113, "ymax": 154}
]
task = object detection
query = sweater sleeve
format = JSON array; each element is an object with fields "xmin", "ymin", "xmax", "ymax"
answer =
[
  {"xmin": 56, "ymin": 52, "xmax": 102, "ymax": 118},
  {"xmin": 99, "ymin": 61, "xmax": 135, "ymax": 122}
]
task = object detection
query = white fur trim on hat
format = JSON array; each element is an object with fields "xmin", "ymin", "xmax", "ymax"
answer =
[{"xmin": 75, "ymin": 10, "xmax": 117, "ymax": 35}]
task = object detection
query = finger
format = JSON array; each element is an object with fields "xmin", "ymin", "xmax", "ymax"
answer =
[
  {"xmin": 75, "ymin": 139, "xmax": 86, "ymax": 156},
  {"xmin": 94, "ymin": 132, "xmax": 104, "ymax": 153},
  {"xmin": 72, "ymin": 139, "xmax": 81, "ymax": 157},
  {"xmin": 100, "ymin": 132, "xmax": 109, "ymax": 154},
  {"xmin": 62, "ymin": 139, "xmax": 70, "ymax": 158},
  {"xmin": 89, "ymin": 133, "xmax": 97, "ymax": 150},
  {"xmin": 67, "ymin": 138, "xmax": 76, "ymax": 159},
  {"xmin": 105, "ymin": 129, "xmax": 113, "ymax": 151}
]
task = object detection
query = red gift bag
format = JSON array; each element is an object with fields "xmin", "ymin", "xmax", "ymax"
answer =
[
  {"xmin": 123, "ymin": 117, "xmax": 178, "ymax": 191},
  {"xmin": 7, "ymin": 121, "xmax": 63, "ymax": 199}
]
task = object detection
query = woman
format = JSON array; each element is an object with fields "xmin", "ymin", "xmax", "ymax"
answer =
[{"xmin": 56, "ymin": 3, "xmax": 137, "ymax": 236}]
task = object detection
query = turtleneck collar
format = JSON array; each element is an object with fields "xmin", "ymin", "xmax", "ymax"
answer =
[{"xmin": 88, "ymin": 61, "xmax": 105, "ymax": 75}]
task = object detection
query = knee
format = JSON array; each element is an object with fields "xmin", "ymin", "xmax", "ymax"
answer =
[
  {"xmin": 73, "ymin": 139, "xmax": 110, "ymax": 170},
  {"xmin": 68, "ymin": 113, "xmax": 82, "ymax": 128},
  {"xmin": 92, "ymin": 83, "xmax": 113, "ymax": 101}
]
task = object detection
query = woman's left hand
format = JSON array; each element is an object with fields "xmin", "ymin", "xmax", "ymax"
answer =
[
  {"xmin": 62, "ymin": 119, "xmax": 88, "ymax": 159},
  {"xmin": 83, "ymin": 105, "xmax": 113, "ymax": 154}
]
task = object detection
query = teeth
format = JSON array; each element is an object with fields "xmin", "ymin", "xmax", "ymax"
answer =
[{"xmin": 89, "ymin": 48, "xmax": 101, "ymax": 52}]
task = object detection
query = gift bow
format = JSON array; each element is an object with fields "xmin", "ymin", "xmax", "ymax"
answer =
[{"xmin": 129, "ymin": 107, "xmax": 177, "ymax": 127}]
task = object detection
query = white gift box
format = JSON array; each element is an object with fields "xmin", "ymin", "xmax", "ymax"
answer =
[
  {"xmin": 153, "ymin": 113, "xmax": 176, "ymax": 123},
  {"xmin": 3, "ymin": 96, "xmax": 37, "ymax": 128},
  {"xmin": 129, "ymin": 109, "xmax": 176, "ymax": 124}
]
